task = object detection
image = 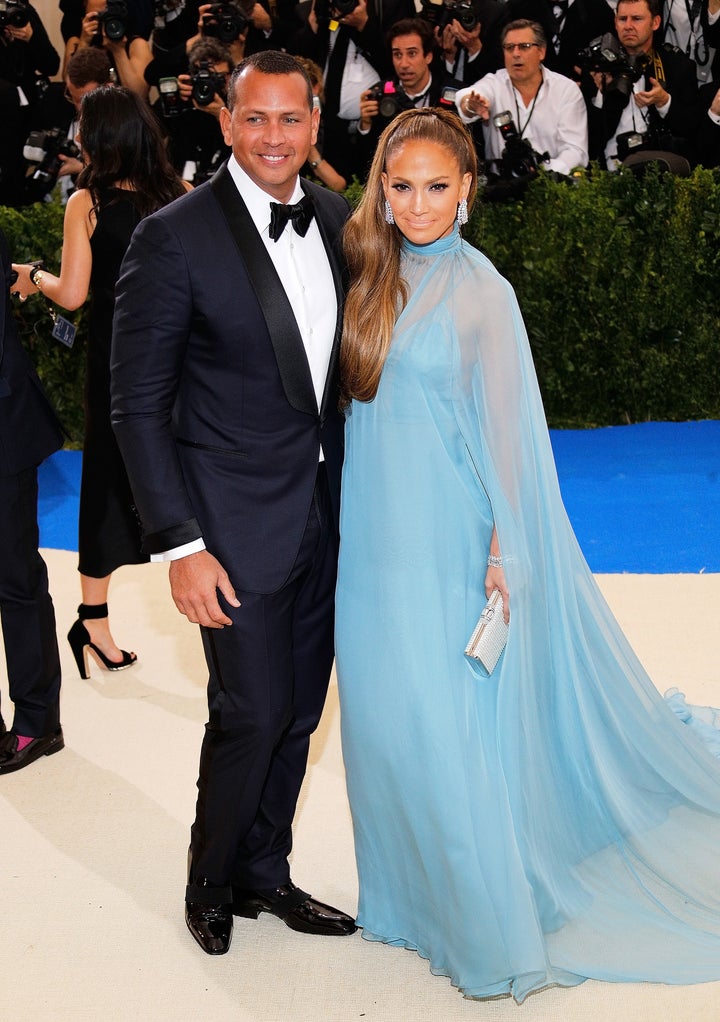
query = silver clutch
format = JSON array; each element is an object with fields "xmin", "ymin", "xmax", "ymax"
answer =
[{"xmin": 464, "ymin": 590, "xmax": 508, "ymax": 675}]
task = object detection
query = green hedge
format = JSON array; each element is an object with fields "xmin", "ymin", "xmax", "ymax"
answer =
[{"xmin": 3, "ymin": 164, "xmax": 720, "ymax": 434}]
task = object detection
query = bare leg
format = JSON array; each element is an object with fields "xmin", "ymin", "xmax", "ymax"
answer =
[{"xmin": 79, "ymin": 573, "xmax": 134, "ymax": 664}]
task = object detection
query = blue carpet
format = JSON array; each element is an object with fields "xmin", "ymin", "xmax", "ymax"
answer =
[{"xmin": 38, "ymin": 421, "xmax": 720, "ymax": 574}]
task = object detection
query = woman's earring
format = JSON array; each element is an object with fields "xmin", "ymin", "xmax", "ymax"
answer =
[
  {"xmin": 457, "ymin": 198, "xmax": 468, "ymax": 226},
  {"xmin": 384, "ymin": 199, "xmax": 395, "ymax": 225}
]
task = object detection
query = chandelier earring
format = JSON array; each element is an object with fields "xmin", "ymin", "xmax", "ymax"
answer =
[
  {"xmin": 384, "ymin": 199, "xmax": 395, "ymax": 225},
  {"xmin": 457, "ymin": 198, "xmax": 469, "ymax": 226}
]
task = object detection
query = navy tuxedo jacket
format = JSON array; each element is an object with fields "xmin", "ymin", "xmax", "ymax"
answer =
[
  {"xmin": 111, "ymin": 164, "xmax": 350, "ymax": 595},
  {"xmin": 0, "ymin": 230, "xmax": 63, "ymax": 478}
]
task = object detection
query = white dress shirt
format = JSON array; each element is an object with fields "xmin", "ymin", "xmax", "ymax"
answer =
[
  {"xmin": 456, "ymin": 67, "xmax": 589, "ymax": 176},
  {"xmin": 152, "ymin": 157, "xmax": 337, "ymax": 562}
]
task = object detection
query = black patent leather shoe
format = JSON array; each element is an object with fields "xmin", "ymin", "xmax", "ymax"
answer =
[
  {"xmin": 232, "ymin": 881, "xmax": 357, "ymax": 936},
  {"xmin": 185, "ymin": 901, "xmax": 233, "ymax": 955},
  {"xmin": 185, "ymin": 876, "xmax": 233, "ymax": 955},
  {"xmin": 0, "ymin": 727, "xmax": 64, "ymax": 774}
]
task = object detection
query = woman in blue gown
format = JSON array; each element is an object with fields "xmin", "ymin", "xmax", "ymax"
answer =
[{"xmin": 334, "ymin": 107, "xmax": 720, "ymax": 1003}]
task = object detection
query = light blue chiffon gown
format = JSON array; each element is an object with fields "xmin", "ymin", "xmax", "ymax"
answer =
[{"xmin": 335, "ymin": 226, "xmax": 720, "ymax": 1003}]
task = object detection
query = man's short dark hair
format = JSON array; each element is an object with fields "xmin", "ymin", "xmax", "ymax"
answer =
[
  {"xmin": 501, "ymin": 19, "xmax": 547, "ymax": 49},
  {"xmin": 616, "ymin": 0, "xmax": 661, "ymax": 18},
  {"xmin": 227, "ymin": 50, "xmax": 314, "ymax": 112},
  {"xmin": 66, "ymin": 46, "xmax": 113, "ymax": 88},
  {"xmin": 387, "ymin": 18, "xmax": 436, "ymax": 57}
]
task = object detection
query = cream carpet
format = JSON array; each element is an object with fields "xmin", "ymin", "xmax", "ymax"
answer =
[{"xmin": 1, "ymin": 552, "xmax": 719, "ymax": 1022}]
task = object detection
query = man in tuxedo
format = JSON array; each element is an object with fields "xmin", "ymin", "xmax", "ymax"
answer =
[
  {"xmin": 0, "ymin": 230, "xmax": 64, "ymax": 773},
  {"xmin": 111, "ymin": 50, "xmax": 353, "ymax": 957}
]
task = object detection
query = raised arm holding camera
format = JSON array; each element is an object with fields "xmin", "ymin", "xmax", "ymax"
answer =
[{"xmin": 62, "ymin": 0, "xmax": 152, "ymax": 99}]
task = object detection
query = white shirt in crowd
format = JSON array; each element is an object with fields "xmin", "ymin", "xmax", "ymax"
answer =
[{"xmin": 456, "ymin": 66, "xmax": 589, "ymax": 176}]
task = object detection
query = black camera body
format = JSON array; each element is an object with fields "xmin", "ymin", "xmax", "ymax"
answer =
[
  {"xmin": 577, "ymin": 32, "xmax": 652, "ymax": 97},
  {"xmin": 0, "ymin": 0, "xmax": 30, "ymax": 29},
  {"xmin": 367, "ymin": 80, "xmax": 416, "ymax": 121},
  {"xmin": 191, "ymin": 60, "xmax": 227, "ymax": 106},
  {"xmin": 314, "ymin": 0, "xmax": 359, "ymax": 20},
  {"xmin": 158, "ymin": 75, "xmax": 184, "ymax": 117},
  {"xmin": 93, "ymin": 0, "xmax": 128, "ymax": 41},
  {"xmin": 23, "ymin": 128, "xmax": 81, "ymax": 198},
  {"xmin": 201, "ymin": 2, "xmax": 248, "ymax": 43},
  {"xmin": 420, "ymin": 0, "xmax": 478, "ymax": 33}
]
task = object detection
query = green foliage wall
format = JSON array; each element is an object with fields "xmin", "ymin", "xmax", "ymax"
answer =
[
  {"xmin": 3, "ymin": 165, "xmax": 720, "ymax": 435},
  {"xmin": 2, "ymin": 202, "xmax": 87, "ymax": 443},
  {"xmin": 467, "ymin": 166, "xmax": 720, "ymax": 427}
]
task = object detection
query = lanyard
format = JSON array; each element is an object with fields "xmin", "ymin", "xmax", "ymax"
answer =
[{"xmin": 513, "ymin": 78, "xmax": 544, "ymax": 139}]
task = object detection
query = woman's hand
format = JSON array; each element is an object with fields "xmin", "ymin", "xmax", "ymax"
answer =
[
  {"xmin": 10, "ymin": 264, "xmax": 39, "ymax": 302},
  {"xmin": 485, "ymin": 565, "xmax": 509, "ymax": 623}
]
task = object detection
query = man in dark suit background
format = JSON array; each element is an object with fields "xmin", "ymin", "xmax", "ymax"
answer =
[
  {"xmin": 0, "ymin": 230, "xmax": 64, "ymax": 773},
  {"xmin": 111, "ymin": 50, "xmax": 354, "ymax": 956}
]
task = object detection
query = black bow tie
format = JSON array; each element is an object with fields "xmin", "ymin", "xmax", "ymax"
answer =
[{"xmin": 268, "ymin": 195, "xmax": 315, "ymax": 242}]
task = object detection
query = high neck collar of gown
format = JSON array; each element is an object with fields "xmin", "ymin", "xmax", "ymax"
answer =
[{"xmin": 402, "ymin": 223, "xmax": 462, "ymax": 258}]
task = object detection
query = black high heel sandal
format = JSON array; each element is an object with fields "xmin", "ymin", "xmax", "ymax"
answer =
[{"xmin": 67, "ymin": 603, "xmax": 137, "ymax": 679}]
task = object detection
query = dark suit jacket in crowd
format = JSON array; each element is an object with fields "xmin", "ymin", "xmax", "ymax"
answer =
[
  {"xmin": 695, "ymin": 79, "xmax": 720, "ymax": 166},
  {"xmin": 0, "ymin": 231, "xmax": 63, "ymax": 478},
  {"xmin": 111, "ymin": 163, "xmax": 349, "ymax": 595}
]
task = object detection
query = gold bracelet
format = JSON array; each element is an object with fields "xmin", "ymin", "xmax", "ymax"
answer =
[{"xmin": 29, "ymin": 265, "xmax": 45, "ymax": 290}]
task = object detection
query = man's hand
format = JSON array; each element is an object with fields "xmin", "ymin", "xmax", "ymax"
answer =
[
  {"xmin": 169, "ymin": 550, "xmax": 241, "ymax": 628},
  {"xmin": 460, "ymin": 89, "xmax": 490, "ymax": 120},
  {"xmin": 451, "ymin": 18, "xmax": 482, "ymax": 58},
  {"xmin": 57, "ymin": 153, "xmax": 84, "ymax": 178},
  {"xmin": 438, "ymin": 22, "xmax": 458, "ymax": 62},
  {"xmin": 635, "ymin": 77, "xmax": 669, "ymax": 109},
  {"xmin": 337, "ymin": 0, "xmax": 368, "ymax": 32},
  {"xmin": 359, "ymin": 87, "xmax": 379, "ymax": 131}
]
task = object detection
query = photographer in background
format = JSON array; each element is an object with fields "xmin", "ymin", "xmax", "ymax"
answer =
[
  {"xmin": 659, "ymin": 0, "xmax": 720, "ymax": 85},
  {"xmin": 507, "ymin": 0, "xmax": 615, "ymax": 80},
  {"xmin": 157, "ymin": 37, "xmax": 231, "ymax": 183},
  {"xmin": 61, "ymin": 0, "xmax": 152, "ymax": 99},
  {"xmin": 294, "ymin": 55, "xmax": 348, "ymax": 189},
  {"xmin": 584, "ymin": 0, "xmax": 700, "ymax": 169},
  {"xmin": 146, "ymin": 0, "xmax": 274, "ymax": 85},
  {"xmin": 456, "ymin": 19, "xmax": 588, "ymax": 181},
  {"xmin": 428, "ymin": 0, "xmax": 506, "ymax": 86},
  {"xmin": 294, "ymin": 0, "xmax": 415, "ymax": 182},
  {"xmin": 21, "ymin": 47, "xmax": 114, "ymax": 204},
  {"xmin": 357, "ymin": 19, "xmax": 444, "ymax": 176},
  {"xmin": 0, "ymin": 0, "xmax": 60, "ymax": 206}
]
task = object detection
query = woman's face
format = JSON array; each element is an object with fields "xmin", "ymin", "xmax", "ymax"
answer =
[{"xmin": 382, "ymin": 139, "xmax": 471, "ymax": 246}]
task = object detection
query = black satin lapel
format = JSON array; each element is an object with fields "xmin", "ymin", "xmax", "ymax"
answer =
[
  {"xmin": 304, "ymin": 183, "xmax": 346, "ymax": 424},
  {"xmin": 211, "ymin": 165, "xmax": 317, "ymax": 417}
]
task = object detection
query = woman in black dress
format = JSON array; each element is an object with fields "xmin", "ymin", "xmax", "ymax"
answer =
[{"xmin": 13, "ymin": 86, "xmax": 187, "ymax": 677}]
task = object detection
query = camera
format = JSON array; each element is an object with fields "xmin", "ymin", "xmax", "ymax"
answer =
[
  {"xmin": 92, "ymin": 0, "xmax": 128, "ymax": 41},
  {"xmin": 577, "ymin": 32, "xmax": 652, "ymax": 98},
  {"xmin": 314, "ymin": 0, "xmax": 359, "ymax": 19},
  {"xmin": 191, "ymin": 60, "xmax": 227, "ymax": 106},
  {"xmin": 158, "ymin": 76, "xmax": 184, "ymax": 118},
  {"xmin": 23, "ymin": 128, "xmax": 81, "ymax": 198},
  {"xmin": 0, "ymin": 0, "xmax": 30, "ymax": 28},
  {"xmin": 420, "ymin": 0, "xmax": 478, "ymax": 33},
  {"xmin": 367, "ymin": 80, "xmax": 416, "ymax": 121},
  {"xmin": 492, "ymin": 111, "xmax": 546, "ymax": 179},
  {"xmin": 201, "ymin": 2, "xmax": 248, "ymax": 43}
]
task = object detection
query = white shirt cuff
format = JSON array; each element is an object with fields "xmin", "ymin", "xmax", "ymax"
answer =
[{"xmin": 151, "ymin": 537, "xmax": 206, "ymax": 562}]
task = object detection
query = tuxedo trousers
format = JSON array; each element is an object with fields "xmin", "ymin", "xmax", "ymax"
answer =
[
  {"xmin": 189, "ymin": 463, "xmax": 338, "ymax": 892},
  {"xmin": 0, "ymin": 465, "xmax": 62, "ymax": 736}
]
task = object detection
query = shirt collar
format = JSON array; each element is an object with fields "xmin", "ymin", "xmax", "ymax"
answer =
[{"xmin": 226, "ymin": 155, "xmax": 304, "ymax": 238}]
